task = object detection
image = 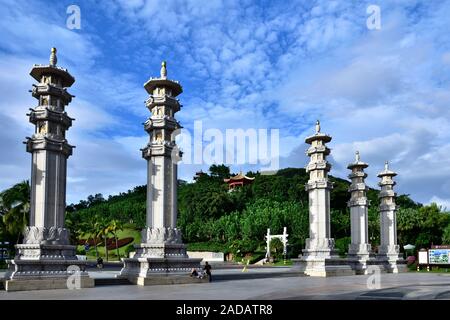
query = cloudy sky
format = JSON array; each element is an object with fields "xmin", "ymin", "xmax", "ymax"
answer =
[{"xmin": 0, "ymin": 0, "xmax": 449, "ymax": 208}]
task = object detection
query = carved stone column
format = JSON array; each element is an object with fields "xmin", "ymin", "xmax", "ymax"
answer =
[
  {"xmin": 292, "ymin": 121, "xmax": 354, "ymax": 277},
  {"xmin": 376, "ymin": 161, "xmax": 406, "ymax": 273},
  {"xmin": 5, "ymin": 48, "xmax": 93, "ymax": 291},
  {"xmin": 346, "ymin": 151, "xmax": 372, "ymax": 274},
  {"xmin": 118, "ymin": 62, "xmax": 204, "ymax": 285}
]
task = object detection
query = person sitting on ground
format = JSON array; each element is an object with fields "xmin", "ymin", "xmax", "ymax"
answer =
[
  {"xmin": 97, "ymin": 256, "xmax": 104, "ymax": 269},
  {"xmin": 203, "ymin": 261, "xmax": 212, "ymax": 282},
  {"xmin": 190, "ymin": 268, "xmax": 198, "ymax": 277}
]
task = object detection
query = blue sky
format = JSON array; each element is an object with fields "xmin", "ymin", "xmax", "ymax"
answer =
[{"xmin": 0, "ymin": 0, "xmax": 449, "ymax": 208}]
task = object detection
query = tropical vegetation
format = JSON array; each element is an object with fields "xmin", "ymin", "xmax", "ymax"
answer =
[{"xmin": 1, "ymin": 165, "xmax": 449, "ymax": 263}]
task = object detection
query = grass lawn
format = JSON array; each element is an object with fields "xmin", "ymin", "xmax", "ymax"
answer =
[
  {"xmin": 415, "ymin": 267, "xmax": 450, "ymax": 273},
  {"xmin": 269, "ymin": 260, "xmax": 293, "ymax": 266},
  {"xmin": 78, "ymin": 228, "xmax": 141, "ymax": 261}
]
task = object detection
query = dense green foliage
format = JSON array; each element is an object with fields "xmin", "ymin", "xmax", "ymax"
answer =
[
  {"xmin": 1, "ymin": 165, "xmax": 450, "ymax": 261},
  {"xmin": 0, "ymin": 181, "xmax": 30, "ymax": 246},
  {"xmin": 398, "ymin": 203, "xmax": 450, "ymax": 250}
]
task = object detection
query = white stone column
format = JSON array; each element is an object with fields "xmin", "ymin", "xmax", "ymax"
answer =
[
  {"xmin": 303, "ymin": 120, "xmax": 336, "ymax": 255},
  {"xmin": 293, "ymin": 121, "xmax": 355, "ymax": 276},
  {"xmin": 376, "ymin": 161, "xmax": 406, "ymax": 273},
  {"xmin": 119, "ymin": 62, "xmax": 202, "ymax": 285},
  {"xmin": 140, "ymin": 61, "xmax": 183, "ymax": 241},
  {"xmin": 5, "ymin": 48, "xmax": 93, "ymax": 291},
  {"xmin": 377, "ymin": 161, "xmax": 400, "ymax": 256},
  {"xmin": 347, "ymin": 151, "xmax": 371, "ymax": 258}
]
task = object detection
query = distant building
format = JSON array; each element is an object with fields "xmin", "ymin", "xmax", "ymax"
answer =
[
  {"xmin": 224, "ymin": 172, "xmax": 255, "ymax": 190},
  {"xmin": 193, "ymin": 170, "xmax": 206, "ymax": 181}
]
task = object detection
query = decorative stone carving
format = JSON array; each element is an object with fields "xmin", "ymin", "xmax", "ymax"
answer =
[
  {"xmin": 141, "ymin": 227, "xmax": 182, "ymax": 244},
  {"xmin": 23, "ymin": 226, "xmax": 70, "ymax": 245}
]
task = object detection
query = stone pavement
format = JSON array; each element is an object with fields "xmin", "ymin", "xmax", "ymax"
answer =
[{"xmin": 1, "ymin": 268, "xmax": 450, "ymax": 300}]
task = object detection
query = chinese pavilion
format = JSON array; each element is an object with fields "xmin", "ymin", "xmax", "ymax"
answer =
[{"xmin": 224, "ymin": 172, "xmax": 255, "ymax": 190}]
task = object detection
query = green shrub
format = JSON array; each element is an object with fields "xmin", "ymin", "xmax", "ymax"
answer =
[
  {"xmin": 248, "ymin": 252, "xmax": 265, "ymax": 264},
  {"xmin": 124, "ymin": 244, "xmax": 136, "ymax": 257},
  {"xmin": 270, "ymin": 238, "xmax": 284, "ymax": 261},
  {"xmin": 0, "ymin": 260, "xmax": 7, "ymax": 269},
  {"xmin": 229, "ymin": 239, "xmax": 259, "ymax": 258},
  {"xmin": 335, "ymin": 237, "xmax": 351, "ymax": 257}
]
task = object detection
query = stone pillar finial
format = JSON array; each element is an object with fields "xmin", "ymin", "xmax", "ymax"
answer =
[
  {"xmin": 384, "ymin": 161, "xmax": 389, "ymax": 171},
  {"xmin": 355, "ymin": 151, "xmax": 360, "ymax": 162},
  {"xmin": 50, "ymin": 47, "xmax": 57, "ymax": 67},
  {"xmin": 161, "ymin": 61, "xmax": 167, "ymax": 79},
  {"xmin": 315, "ymin": 120, "xmax": 320, "ymax": 134}
]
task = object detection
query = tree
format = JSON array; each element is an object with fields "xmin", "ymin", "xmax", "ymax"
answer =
[
  {"xmin": 398, "ymin": 204, "xmax": 449, "ymax": 249},
  {"xmin": 368, "ymin": 207, "xmax": 380, "ymax": 246},
  {"xmin": 109, "ymin": 219, "xmax": 124, "ymax": 260},
  {"xmin": 87, "ymin": 194, "xmax": 105, "ymax": 207},
  {"xmin": 65, "ymin": 211, "xmax": 83, "ymax": 245},
  {"xmin": 331, "ymin": 209, "xmax": 350, "ymax": 239},
  {"xmin": 442, "ymin": 223, "xmax": 450, "ymax": 245},
  {"xmin": 97, "ymin": 217, "xmax": 112, "ymax": 261},
  {"xmin": 0, "ymin": 181, "xmax": 30, "ymax": 244},
  {"xmin": 82, "ymin": 215, "xmax": 102, "ymax": 258},
  {"xmin": 270, "ymin": 238, "xmax": 284, "ymax": 261},
  {"xmin": 209, "ymin": 164, "xmax": 230, "ymax": 180}
]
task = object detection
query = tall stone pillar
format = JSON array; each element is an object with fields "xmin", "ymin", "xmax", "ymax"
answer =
[
  {"xmin": 119, "ymin": 62, "xmax": 203, "ymax": 285},
  {"xmin": 376, "ymin": 161, "xmax": 406, "ymax": 273},
  {"xmin": 304, "ymin": 120, "xmax": 334, "ymax": 254},
  {"xmin": 5, "ymin": 48, "xmax": 93, "ymax": 291},
  {"xmin": 293, "ymin": 121, "xmax": 354, "ymax": 276},
  {"xmin": 346, "ymin": 151, "xmax": 372, "ymax": 274}
]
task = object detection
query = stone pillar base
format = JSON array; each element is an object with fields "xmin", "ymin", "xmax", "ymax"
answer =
[
  {"xmin": 293, "ymin": 249, "xmax": 355, "ymax": 277},
  {"xmin": 348, "ymin": 243, "xmax": 372, "ymax": 257},
  {"xmin": 4, "ymin": 244, "xmax": 93, "ymax": 292},
  {"xmin": 347, "ymin": 245, "xmax": 373, "ymax": 275},
  {"xmin": 118, "ymin": 243, "xmax": 205, "ymax": 285},
  {"xmin": 292, "ymin": 256, "xmax": 355, "ymax": 277},
  {"xmin": 346, "ymin": 256, "xmax": 378, "ymax": 275},
  {"xmin": 129, "ymin": 273, "xmax": 209, "ymax": 286},
  {"xmin": 294, "ymin": 238, "xmax": 355, "ymax": 277},
  {"xmin": 376, "ymin": 254, "xmax": 408, "ymax": 273},
  {"xmin": 5, "ymin": 276, "xmax": 94, "ymax": 292}
]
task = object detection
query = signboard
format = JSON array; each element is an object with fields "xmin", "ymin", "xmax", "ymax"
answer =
[
  {"xmin": 431, "ymin": 245, "xmax": 450, "ymax": 249},
  {"xmin": 418, "ymin": 251, "xmax": 428, "ymax": 265},
  {"xmin": 428, "ymin": 249, "xmax": 450, "ymax": 264}
]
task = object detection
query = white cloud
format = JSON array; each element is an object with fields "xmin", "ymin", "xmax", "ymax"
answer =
[{"xmin": 429, "ymin": 196, "xmax": 450, "ymax": 211}]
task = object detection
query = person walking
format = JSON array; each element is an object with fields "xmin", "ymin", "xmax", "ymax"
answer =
[{"xmin": 203, "ymin": 261, "xmax": 212, "ymax": 282}]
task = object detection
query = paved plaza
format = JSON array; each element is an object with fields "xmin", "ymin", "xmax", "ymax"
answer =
[{"xmin": 1, "ymin": 268, "xmax": 450, "ymax": 300}]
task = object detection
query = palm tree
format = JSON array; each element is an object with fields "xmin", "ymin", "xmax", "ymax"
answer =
[
  {"xmin": 97, "ymin": 218, "xmax": 112, "ymax": 261},
  {"xmin": 82, "ymin": 215, "xmax": 102, "ymax": 259},
  {"xmin": 109, "ymin": 219, "xmax": 124, "ymax": 261},
  {"xmin": 0, "ymin": 181, "xmax": 30, "ymax": 244},
  {"xmin": 65, "ymin": 212, "xmax": 83, "ymax": 245}
]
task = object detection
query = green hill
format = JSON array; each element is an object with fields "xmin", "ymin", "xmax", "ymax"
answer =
[{"xmin": 63, "ymin": 165, "xmax": 450, "ymax": 260}]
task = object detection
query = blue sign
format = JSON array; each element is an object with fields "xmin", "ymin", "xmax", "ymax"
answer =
[{"xmin": 429, "ymin": 249, "xmax": 450, "ymax": 264}]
